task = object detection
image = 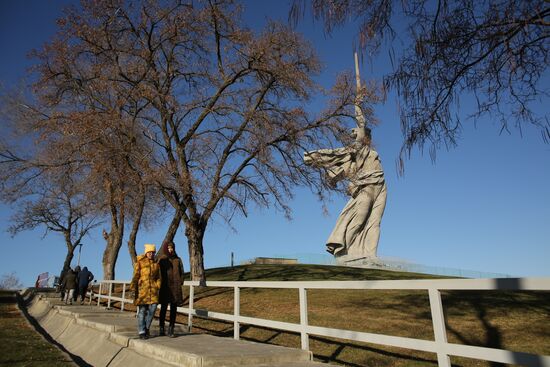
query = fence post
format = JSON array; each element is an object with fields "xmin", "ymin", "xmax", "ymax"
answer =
[
  {"xmin": 97, "ymin": 282, "xmax": 102, "ymax": 306},
  {"xmin": 429, "ymin": 288, "xmax": 451, "ymax": 367},
  {"xmin": 89, "ymin": 287, "xmax": 93, "ymax": 305},
  {"xmin": 89, "ymin": 281, "xmax": 96, "ymax": 305},
  {"xmin": 299, "ymin": 287, "xmax": 309, "ymax": 350},
  {"xmin": 121, "ymin": 283, "xmax": 126, "ymax": 311},
  {"xmin": 188, "ymin": 285, "xmax": 194, "ymax": 332},
  {"xmin": 107, "ymin": 282, "xmax": 113, "ymax": 309},
  {"xmin": 234, "ymin": 286, "xmax": 240, "ymax": 340}
]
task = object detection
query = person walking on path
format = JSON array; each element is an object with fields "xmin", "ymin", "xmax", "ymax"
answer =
[
  {"xmin": 73, "ymin": 266, "xmax": 81, "ymax": 303},
  {"xmin": 57, "ymin": 269, "xmax": 68, "ymax": 301},
  {"xmin": 158, "ymin": 241, "xmax": 185, "ymax": 337},
  {"xmin": 76, "ymin": 266, "xmax": 94, "ymax": 304},
  {"xmin": 61, "ymin": 268, "xmax": 77, "ymax": 305},
  {"xmin": 131, "ymin": 243, "xmax": 161, "ymax": 339}
]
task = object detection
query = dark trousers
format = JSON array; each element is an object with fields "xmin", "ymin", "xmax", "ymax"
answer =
[
  {"xmin": 78, "ymin": 285, "xmax": 88, "ymax": 301},
  {"xmin": 159, "ymin": 302, "xmax": 177, "ymax": 327}
]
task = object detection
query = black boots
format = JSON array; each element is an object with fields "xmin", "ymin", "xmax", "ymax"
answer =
[
  {"xmin": 168, "ymin": 325, "xmax": 175, "ymax": 338},
  {"xmin": 139, "ymin": 329, "xmax": 149, "ymax": 340},
  {"xmin": 160, "ymin": 324, "xmax": 174, "ymax": 337},
  {"xmin": 158, "ymin": 323, "xmax": 175, "ymax": 337}
]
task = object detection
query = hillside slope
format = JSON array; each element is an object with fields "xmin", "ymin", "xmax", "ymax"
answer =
[{"xmin": 181, "ymin": 264, "xmax": 549, "ymax": 367}]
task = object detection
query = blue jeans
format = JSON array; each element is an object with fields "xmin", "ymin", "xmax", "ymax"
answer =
[{"xmin": 137, "ymin": 304, "xmax": 157, "ymax": 335}]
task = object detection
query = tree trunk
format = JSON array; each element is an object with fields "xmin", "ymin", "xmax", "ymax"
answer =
[
  {"xmin": 102, "ymin": 226, "xmax": 124, "ymax": 280},
  {"xmin": 102, "ymin": 200, "xmax": 125, "ymax": 280},
  {"xmin": 185, "ymin": 221, "xmax": 206, "ymax": 285},
  {"xmin": 163, "ymin": 206, "xmax": 183, "ymax": 245},
  {"xmin": 127, "ymin": 187, "xmax": 145, "ymax": 265},
  {"xmin": 60, "ymin": 233, "xmax": 76, "ymax": 276},
  {"xmin": 127, "ymin": 237, "xmax": 138, "ymax": 267}
]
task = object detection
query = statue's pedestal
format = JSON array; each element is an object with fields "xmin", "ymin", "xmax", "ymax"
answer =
[
  {"xmin": 334, "ymin": 255, "xmax": 417, "ymax": 273},
  {"xmin": 335, "ymin": 255, "xmax": 383, "ymax": 267}
]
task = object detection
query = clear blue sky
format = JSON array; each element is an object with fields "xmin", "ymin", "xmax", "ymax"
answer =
[{"xmin": 1, "ymin": 1, "xmax": 549, "ymax": 286}]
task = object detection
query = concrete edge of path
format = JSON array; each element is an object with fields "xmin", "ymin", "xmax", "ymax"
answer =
[
  {"xmin": 21, "ymin": 290, "xmax": 336, "ymax": 367},
  {"xmin": 15, "ymin": 289, "xmax": 87, "ymax": 366},
  {"xmin": 23, "ymin": 290, "xmax": 181, "ymax": 367}
]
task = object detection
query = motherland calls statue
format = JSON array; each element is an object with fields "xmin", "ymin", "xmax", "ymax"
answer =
[{"xmin": 303, "ymin": 54, "xmax": 387, "ymax": 261}]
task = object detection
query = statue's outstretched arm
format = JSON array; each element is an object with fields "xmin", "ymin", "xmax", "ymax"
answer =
[
  {"xmin": 304, "ymin": 146, "xmax": 354, "ymax": 186},
  {"xmin": 303, "ymin": 146, "xmax": 350, "ymax": 167}
]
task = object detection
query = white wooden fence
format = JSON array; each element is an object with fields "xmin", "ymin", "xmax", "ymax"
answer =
[{"xmin": 90, "ymin": 277, "xmax": 550, "ymax": 367}]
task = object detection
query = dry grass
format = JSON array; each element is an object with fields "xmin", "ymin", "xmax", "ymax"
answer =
[
  {"xmin": 98, "ymin": 264, "xmax": 550, "ymax": 367},
  {"xmin": 0, "ymin": 290, "xmax": 74, "ymax": 367}
]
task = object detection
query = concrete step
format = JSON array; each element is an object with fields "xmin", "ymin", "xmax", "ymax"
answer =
[
  {"xmin": 123, "ymin": 333, "xmax": 313, "ymax": 367},
  {"xmin": 26, "ymin": 292, "xmax": 338, "ymax": 367},
  {"xmin": 254, "ymin": 363, "xmax": 334, "ymax": 367}
]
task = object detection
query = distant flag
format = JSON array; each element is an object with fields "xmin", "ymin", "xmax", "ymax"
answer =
[{"xmin": 36, "ymin": 272, "xmax": 49, "ymax": 288}]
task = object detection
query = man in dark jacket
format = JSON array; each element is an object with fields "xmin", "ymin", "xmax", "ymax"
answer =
[
  {"xmin": 61, "ymin": 268, "xmax": 77, "ymax": 305},
  {"xmin": 57, "ymin": 269, "xmax": 67, "ymax": 301},
  {"xmin": 73, "ymin": 266, "xmax": 81, "ymax": 302},
  {"xmin": 77, "ymin": 266, "xmax": 94, "ymax": 304}
]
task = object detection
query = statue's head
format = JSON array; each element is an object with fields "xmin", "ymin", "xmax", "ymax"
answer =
[{"xmin": 351, "ymin": 125, "xmax": 371, "ymax": 144}]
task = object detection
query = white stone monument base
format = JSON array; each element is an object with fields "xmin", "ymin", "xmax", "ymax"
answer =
[
  {"xmin": 335, "ymin": 255, "xmax": 382, "ymax": 267},
  {"xmin": 334, "ymin": 255, "xmax": 403, "ymax": 272}
]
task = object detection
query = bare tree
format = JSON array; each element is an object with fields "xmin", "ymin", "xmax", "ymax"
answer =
[
  {"xmin": 0, "ymin": 272, "xmax": 23, "ymax": 289},
  {"xmin": 18, "ymin": 12, "xmax": 162, "ymax": 279},
  {"xmin": 0, "ymin": 162, "xmax": 101, "ymax": 277},
  {"xmin": 1, "ymin": 85, "xmax": 156, "ymax": 280},
  {"xmin": 291, "ymin": 0, "xmax": 550, "ymax": 172},
  {"xmin": 72, "ymin": 112, "xmax": 154, "ymax": 279},
  {"xmin": 0, "ymin": 91, "xmax": 103, "ymax": 276},
  {"xmin": 27, "ymin": 0, "xmax": 372, "ymax": 283}
]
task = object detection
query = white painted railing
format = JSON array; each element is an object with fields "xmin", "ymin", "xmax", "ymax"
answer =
[
  {"xmin": 90, "ymin": 280, "xmax": 131, "ymax": 311},
  {"xmin": 89, "ymin": 277, "xmax": 550, "ymax": 367}
]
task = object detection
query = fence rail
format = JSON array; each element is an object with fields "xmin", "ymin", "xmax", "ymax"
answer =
[{"xmin": 89, "ymin": 277, "xmax": 550, "ymax": 367}]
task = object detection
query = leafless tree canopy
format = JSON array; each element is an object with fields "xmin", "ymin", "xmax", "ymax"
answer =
[
  {"xmin": 7, "ymin": 173, "xmax": 97, "ymax": 237},
  {"xmin": 4, "ymin": 0, "xmax": 374, "ymax": 281},
  {"xmin": 290, "ymin": 0, "xmax": 394, "ymax": 53},
  {"xmin": 0, "ymin": 123, "xmax": 102, "ymax": 271},
  {"xmin": 291, "ymin": 0, "xmax": 549, "ymax": 172},
  {"xmin": 0, "ymin": 272, "xmax": 23, "ymax": 289}
]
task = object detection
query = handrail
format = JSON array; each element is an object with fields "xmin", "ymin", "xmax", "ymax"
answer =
[
  {"xmin": 183, "ymin": 277, "xmax": 550, "ymax": 290},
  {"xmin": 88, "ymin": 277, "xmax": 550, "ymax": 367},
  {"xmin": 90, "ymin": 280, "xmax": 131, "ymax": 309}
]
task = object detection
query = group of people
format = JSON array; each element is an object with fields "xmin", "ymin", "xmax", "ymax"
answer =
[
  {"xmin": 131, "ymin": 241, "xmax": 185, "ymax": 339},
  {"xmin": 59, "ymin": 266, "xmax": 94, "ymax": 305}
]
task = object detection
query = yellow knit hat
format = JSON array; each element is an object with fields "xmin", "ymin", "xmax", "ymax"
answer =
[{"xmin": 144, "ymin": 243, "xmax": 156, "ymax": 253}]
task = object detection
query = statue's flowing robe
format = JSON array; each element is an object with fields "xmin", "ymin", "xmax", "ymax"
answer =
[{"xmin": 305, "ymin": 143, "xmax": 387, "ymax": 258}]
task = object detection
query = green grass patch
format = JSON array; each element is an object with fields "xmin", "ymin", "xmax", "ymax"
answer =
[{"xmin": 0, "ymin": 290, "xmax": 74, "ymax": 367}]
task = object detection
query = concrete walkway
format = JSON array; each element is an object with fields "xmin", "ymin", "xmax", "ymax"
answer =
[{"xmin": 25, "ymin": 292, "xmax": 336, "ymax": 367}]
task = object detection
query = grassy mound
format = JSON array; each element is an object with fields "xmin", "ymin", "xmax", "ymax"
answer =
[
  {"xmin": 182, "ymin": 264, "xmax": 549, "ymax": 367},
  {"xmin": 201, "ymin": 263, "xmax": 444, "ymax": 281}
]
